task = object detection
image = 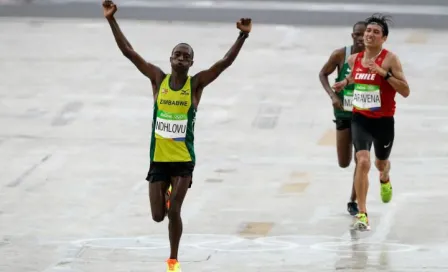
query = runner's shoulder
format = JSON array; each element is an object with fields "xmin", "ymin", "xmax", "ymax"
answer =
[
  {"xmin": 332, "ymin": 47, "xmax": 346, "ymax": 57},
  {"xmin": 329, "ymin": 47, "xmax": 345, "ymax": 63},
  {"xmin": 382, "ymin": 50, "xmax": 399, "ymax": 67},
  {"xmin": 347, "ymin": 52, "xmax": 359, "ymax": 66},
  {"xmin": 384, "ymin": 50, "xmax": 398, "ymax": 61},
  {"xmin": 348, "ymin": 52, "xmax": 359, "ymax": 59}
]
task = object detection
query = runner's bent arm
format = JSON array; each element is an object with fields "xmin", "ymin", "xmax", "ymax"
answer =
[
  {"xmin": 107, "ymin": 17, "xmax": 165, "ymax": 86},
  {"xmin": 343, "ymin": 54, "xmax": 357, "ymax": 86},
  {"xmin": 386, "ymin": 54, "xmax": 410, "ymax": 98},
  {"xmin": 193, "ymin": 32, "xmax": 248, "ymax": 89},
  {"xmin": 319, "ymin": 49, "xmax": 343, "ymax": 100}
]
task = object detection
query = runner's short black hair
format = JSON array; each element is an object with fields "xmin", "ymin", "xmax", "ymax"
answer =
[
  {"xmin": 172, "ymin": 43, "xmax": 194, "ymax": 58},
  {"xmin": 365, "ymin": 13, "xmax": 393, "ymax": 37},
  {"xmin": 353, "ymin": 21, "xmax": 367, "ymax": 31}
]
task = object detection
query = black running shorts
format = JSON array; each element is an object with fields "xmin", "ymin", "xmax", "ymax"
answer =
[
  {"xmin": 333, "ymin": 118, "xmax": 352, "ymax": 131},
  {"xmin": 146, "ymin": 162, "xmax": 195, "ymax": 188},
  {"xmin": 351, "ymin": 112, "xmax": 394, "ymax": 160}
]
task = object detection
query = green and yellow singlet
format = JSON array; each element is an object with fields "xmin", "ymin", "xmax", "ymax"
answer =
[{"xmin": 149, "ymin": 74, "xmax": 197, "ymax": 163}]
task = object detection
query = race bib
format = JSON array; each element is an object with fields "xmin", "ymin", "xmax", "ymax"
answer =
[
  {"xmin": 154, "ymin": 110, "xmax": 188, "ymax": 140},
  {"xmin": 343, "ymin": 89, "xmax": 353, "ymax": 112},
  {"xmin": 353, "ymin": 84, "xmax": 381, "ymax": 111}
]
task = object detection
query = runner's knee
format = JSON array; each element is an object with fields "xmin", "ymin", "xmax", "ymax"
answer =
[
  {"xmin": 152, "ymin": 211, "xmax": 165, "ymax": 223},
  {"xmin": 375, "ymin": 159, "xmax": 389, "ymax": 171},
  {"xmin": 167, "ymin": 180, "xmax": 189, "ymax": 220},
  {"xmin": 338, "ymin": 158, "xmax": 351, "ymax": 168},
  {"xmin": 356, "ymin": 151, "xmax": 370, "ymax": 173},
  {"xmin": 167, "ymin": 204, "xmax": 181, "ymax": 220},
  {"xmin": 148, "ymin": 180, "xmax": 168, "ymax": 223},
  {"xmin": 336, "ymin": 129, "xmax": 352, "ymax": 168},
  {"xmin": 167, "ymin": 188, "xmax": 186, "ymax": 219}
]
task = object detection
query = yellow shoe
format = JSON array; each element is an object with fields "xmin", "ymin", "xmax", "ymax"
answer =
[
  {"xmin": 380, "ymin": 181, "xmax": 393, "ymax": 203},
  {"xmin": 353, "ymin": 213, "xmax": 370, "ymax": 231},
  {"xmin": 166, "ymin": 259, "xmax": 181, "ymax": 272}
]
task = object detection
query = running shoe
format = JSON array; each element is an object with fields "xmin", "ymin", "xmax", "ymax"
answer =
[
  {"xmin": 380, "ymin": 181, "xmax": 392, "ymax": 203},
  {"xmin": 352, "ymin": 213, "xmax": 370, "ymax": 231},
  {"xmin": 347, "ymin": 201, "xmax": 359, "ymax": 216},
  {"xmin": 166, "ymin": 259, "xmax": 181, "ymax": 272}
]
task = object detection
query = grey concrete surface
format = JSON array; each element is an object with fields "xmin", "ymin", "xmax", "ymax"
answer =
[
  {"xmin": 1, "ymin": 17, "xmax": 448, "ymax": 271},
  {"xmin": 1, "ymin": 0, "xmax": 448, "ymax": 29}
]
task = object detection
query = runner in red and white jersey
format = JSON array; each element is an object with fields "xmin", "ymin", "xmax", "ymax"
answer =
[{"xmin": 333, "ymin": 13, "xmax": 410, "ymax": 231}]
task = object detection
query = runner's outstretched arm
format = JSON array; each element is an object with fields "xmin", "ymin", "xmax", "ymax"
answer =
[
  {"xmin": 103, "ymin": 0, "xmax": 165, "ymax": 87},
  {"xmin": 193, "ymin": 18, "xmax": 252, "ymax": 89}
]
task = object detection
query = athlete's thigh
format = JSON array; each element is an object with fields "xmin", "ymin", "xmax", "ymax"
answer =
[
  {"xmin": 169, "ymin": 162, "xmax": 195, "ymax": 207},
  {"xmin": 373, "ymin": 117, "xmax": 395, "ymax": 160},
  {"xmin": 169, "ymin": 176, "xmax": 191, "ymax": 210},
  {"xmin": 335, "ymin": 118, "xmax": 353, "ymax": 166},
  {"xmin": 147, "ymin": 163, "xmax": 170, "ymax": 216},
  {"xmin": 351, "ymin": 113, "xmax": 373, "ymax": 153}
]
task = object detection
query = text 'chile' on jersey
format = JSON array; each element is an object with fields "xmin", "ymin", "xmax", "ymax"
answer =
[{"xmin": 352, "ymin": 49, "xmax": 397, "ymax": 118}]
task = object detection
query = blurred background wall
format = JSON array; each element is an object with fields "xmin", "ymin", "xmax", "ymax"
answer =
[{"xmin": 1, "ymin": 0, "xmax": 448, "ymax": 29}]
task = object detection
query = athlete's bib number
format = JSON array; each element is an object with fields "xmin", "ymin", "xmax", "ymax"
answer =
[
  {"xmin": 352, "ymin": 84, "xmax": 381, "ymax": 111},
  {"xmin": 343, "ymin": 89, "xmax": 353, "ymax": 112},
  {"xmin": 155, "ymin": 111, "xmax": 188, "ymax": 140}
]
